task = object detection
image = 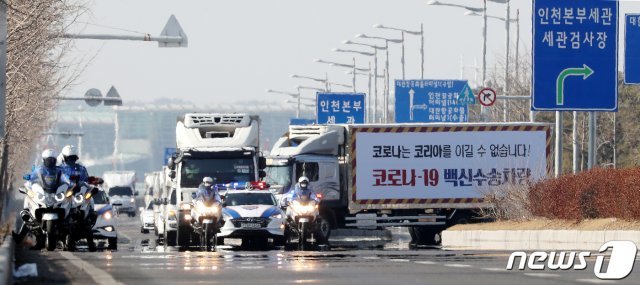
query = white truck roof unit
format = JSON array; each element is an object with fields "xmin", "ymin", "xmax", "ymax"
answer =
[
  {"xmin": 176, "ymin": 113, "xmax": 259, "ymax": 149},
  {"xmin": 269, "ymin": 125, "xmax": 345, "ymax": 157},
  {"xmin": 103, "ymin": 171, "xmax": 136, "ymax": 187}
]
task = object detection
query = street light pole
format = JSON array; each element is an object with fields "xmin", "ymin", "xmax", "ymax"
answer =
[
  {"xmin": 421, "ymin": 23, "xmax": 425, "ymax": 79},
  {"xmin": 375, "ymin": 24, "xmax": 423, "ymax": 79},
  {"xmin": 385, "ymin": 41, "xmax": 390, "ymax": 123},
  {"xmin": 62, "ymin": 15, "xmax": 188, "ymax": 48},
  {"xmin": 503, "ymin": 0, "xmax": 510, "ymax": 122},
  {"xmin": 482, "ymin": 0, "xmax": 488, "ymax": 121}
]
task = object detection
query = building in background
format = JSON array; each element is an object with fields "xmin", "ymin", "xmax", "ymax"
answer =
[{"xmin": 51, "ymin": 100, "xmax": 310, "ymax": 177}]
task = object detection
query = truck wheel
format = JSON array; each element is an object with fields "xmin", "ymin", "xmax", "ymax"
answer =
[
  {"xmin": 177, "ymin": 227, "xmax": 190, "ymax": 248},
  {"xmin": 411, "ymin": 226, "xmax": 441, "ymax": 246},
  {"xmin": 166, "ymin": 231, "xmax": 177, "ymax": 246}
]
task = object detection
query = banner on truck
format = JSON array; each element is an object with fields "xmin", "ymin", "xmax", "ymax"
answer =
[{"xmin": 350, "ymin": 125, "xmax": 551, "ymax": 206}]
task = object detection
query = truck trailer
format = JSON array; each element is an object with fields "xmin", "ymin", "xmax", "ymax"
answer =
[{"xmin": 265, "ymin": 123, "xmax": 551, "ymax": 245}]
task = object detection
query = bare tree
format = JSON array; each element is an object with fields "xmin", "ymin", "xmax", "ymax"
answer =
[{"xmin": 0, "ymin": 1, "xmax": 87, "ymax": 216}]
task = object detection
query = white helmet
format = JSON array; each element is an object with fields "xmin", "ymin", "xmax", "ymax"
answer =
[
  {"xmin": 298, "ymin": 176, "xmax": 309, "ymax": 184},
  {"xmin": 61, "ymin": 145, "xmax": 78, "ymax": 157},
  {"xmin": 203, "ymin": 177, "xmax": 214, "ymax": 184},
  {"xmin": 41, "ymin": 149, "xmax": 58, "ymax": 168},
  {"xmin": 42, "ymin": 149, "xmax": 57, "ymax": 159}
]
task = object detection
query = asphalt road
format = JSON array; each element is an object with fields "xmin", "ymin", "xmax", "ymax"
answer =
[{"xmin": 12, "ymin": 208, "xmax": 640, "ymax": 285}]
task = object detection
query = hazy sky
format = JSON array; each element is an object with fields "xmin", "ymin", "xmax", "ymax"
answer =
[{"xmin": 64, "ymin": 0, "xmax": 640, "ymax": 105}]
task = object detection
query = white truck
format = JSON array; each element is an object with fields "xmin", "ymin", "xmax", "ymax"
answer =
[
  {"xmin": 265, "ymin": 123, "xmax": 551, "ymax": 245},
  {"xmin": 164, "ymin": 113, "xmax": 266, "ymax": 247},
  {"xmin": 103, "ymin": 171, "xmax": 137, "ymax": 217}
]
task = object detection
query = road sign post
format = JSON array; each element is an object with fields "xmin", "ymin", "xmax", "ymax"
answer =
[
  {"xmin": 316, "ymin": 93, "xmax": 366, "ymax": 124},
  {"xmin": 395, "ymin": 80, "xmax": 471, "ymax": 123},
  {"xmin": 625, "ymin": 14, "xmax": 640, "ymax": 84}
]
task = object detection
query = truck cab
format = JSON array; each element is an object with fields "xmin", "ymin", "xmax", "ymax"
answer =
[
  {"xmin": 265, "ymin": 125, "xmax": 345, "ymax": 227},
  {"xmin": 165, "ymin": 113, "xmax": 266, "ymax": 247}
]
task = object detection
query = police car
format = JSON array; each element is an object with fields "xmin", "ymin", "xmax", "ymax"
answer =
[{"xmin": 218, "ymin": 182, "xmax": 286, "ymax": 246}]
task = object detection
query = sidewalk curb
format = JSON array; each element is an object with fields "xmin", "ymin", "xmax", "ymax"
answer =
[
  {"xmin": 0, "ymin": 235, "xmax": 14, "ymax": 285},
  {"xmin": 442, "ymin": 230, "xmax": 640, "ymax": 251}
]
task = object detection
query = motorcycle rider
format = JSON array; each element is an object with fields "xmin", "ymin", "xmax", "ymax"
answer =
[
  {"xmin": 194, "ymin": 177, "xmax": 221, "ymax": 204},
  {"xmin": 58, "ymin": 145, "xmax": 89, "ymax": 183},
  {"xmin": 286, "ymin": 176, "xmax": 318, "ymax": 204},
  {"xmin": 14, "ymin": 149, "xmax": 70, "ymax": 243},
  {"xmin": 59, "ymin": 144, "xmax": 97, "ymax": 250}
]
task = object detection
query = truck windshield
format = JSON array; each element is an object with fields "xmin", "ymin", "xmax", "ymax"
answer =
[
  {"xmin": 180, "ymin": 158, "xmax": 254, "ymax": 188},
  {"xmin": 264, "ymin": 165, "xmax": 291, "ymax": 187},
  {"xmin": 224, "ymin": 192, "xmax": 276, "ymax": 206},
  {"xmin": 109, "ymin": 186, "xmax": 133, "ymax": 197}
]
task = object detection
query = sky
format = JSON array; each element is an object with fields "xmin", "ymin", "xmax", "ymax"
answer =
[{"xmin": 63, "ymin": 0, "xmax": 640, "ymax": 105}]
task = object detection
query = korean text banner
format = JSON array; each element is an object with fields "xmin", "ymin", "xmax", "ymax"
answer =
[
  {"xmin": 354, "ymin": 127, "xmax": 549, "ymax": 201},
  {"xmin": 316, "ymin": 93, "xmax": 366, "ymax": 124},
  {"xmin": 395, "ymin": 80, "xmax": 470, "ymax": 123}
]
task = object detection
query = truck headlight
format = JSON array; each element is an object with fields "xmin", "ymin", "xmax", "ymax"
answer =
[
  {"xmin": 130, "ymin": 197, "xmax": 135, "ymax": 203},
  {"xmin": 271, "ymin": 213, "xmax": 283, "ymax": 219},
  {"xmin": 104, "ymin": 226, "xmax": 114, "ymax": 232}
]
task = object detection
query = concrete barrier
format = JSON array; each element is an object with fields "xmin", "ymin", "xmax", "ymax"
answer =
[
  {"xmin": 0, "ymin": 235, "xmax": 14, "ymax": 285},
  {"xmin": 442, "ymin": 230, "xmax": 640, "ymax": 251}
]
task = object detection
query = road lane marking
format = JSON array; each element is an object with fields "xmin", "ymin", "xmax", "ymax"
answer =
[
  {"xmin": 576, "ymin": 279, "xmax": 616, "ymax": 284},
  {"xmin": 60, "ymin": 251, "xmax": 124, "ymax": 285},
  {"xmin": 414, "ymin": 261, "xmax": 436, "ymax": 265},
  {"xmin": 389, "ymin": 259, "xmax": 410, "ymax": 262},
  {"xmin": 443, "ymin": 264, "xmax": 472, "ymax": 268},
  {"xmin": 481, "ymin": 267, "xmax": 504, "ymax": 272},
  {"xmin": 523, "ymin": 273, "xmax": 561, "ymax": 278}
]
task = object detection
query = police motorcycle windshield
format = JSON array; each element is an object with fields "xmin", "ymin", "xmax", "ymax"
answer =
[{"xmin": 297, "ymin": 193, "xmax": 311, "ymax": 204}]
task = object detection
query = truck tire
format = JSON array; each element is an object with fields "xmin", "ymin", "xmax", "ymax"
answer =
[
  {"xmin": 166, "ymin": 231, "xmax": 177, "ymax": 246},
  {"xmin": 177, "ymin": 227, "xmax": 190, "ymax": 248},
  {"xmin": 411, "ymin": 226, "xmax": 441, "ymax": 246}
]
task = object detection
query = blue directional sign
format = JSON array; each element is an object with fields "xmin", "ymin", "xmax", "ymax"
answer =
[
  {"xmin": 289, "ymin": 118, "xmax": 316, "ymax": 125},
  {"xmin": 533, "ymin": 0, "xmax": 618, "ymax": 111},
  {"xmin": 163, "ymin": 147, "xmax": 176, "ymax": 166},
  {"xmin": 625, "ymin": 14, "xmax": 640, "ymax": 84},
  {"xmin": 395, "ymin": 80, "xmax": 469, "ymax": 123},
  {"xmin": 316, "ymin": 93, "xmax": 366, "ymax": 124}
]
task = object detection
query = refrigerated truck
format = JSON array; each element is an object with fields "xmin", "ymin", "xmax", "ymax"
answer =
[
  {"xmin": 164, "ymin": 113, "xmax": 266, "ymax": 247},
  {"xmin": 265, "ymin": 123, "xmax": 552, "ymax": 245}
]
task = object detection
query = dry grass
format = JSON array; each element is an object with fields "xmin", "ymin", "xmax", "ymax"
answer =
[
  {"xmin": 448, "ymin": 218, "xmax": 640, "ymax": 231},
  {"xmin": 528, "ymin": 168, "xmax": 640, "ymax": 220}
]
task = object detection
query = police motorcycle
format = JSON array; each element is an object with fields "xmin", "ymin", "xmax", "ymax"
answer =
[
  {"xmin": 285, "ymin": 193, "xmax": 327, "ymax": 250},
  {"xmin": 18, "ymin": 172, "xmax": 74, "ymax": 251},
  {"xmin": 66, "ymin": 176, "xmax": 101, "ymax": 251},
  {"xmin": 187, "ymin": 190, "xmax": 222, "ymax": 252}
]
